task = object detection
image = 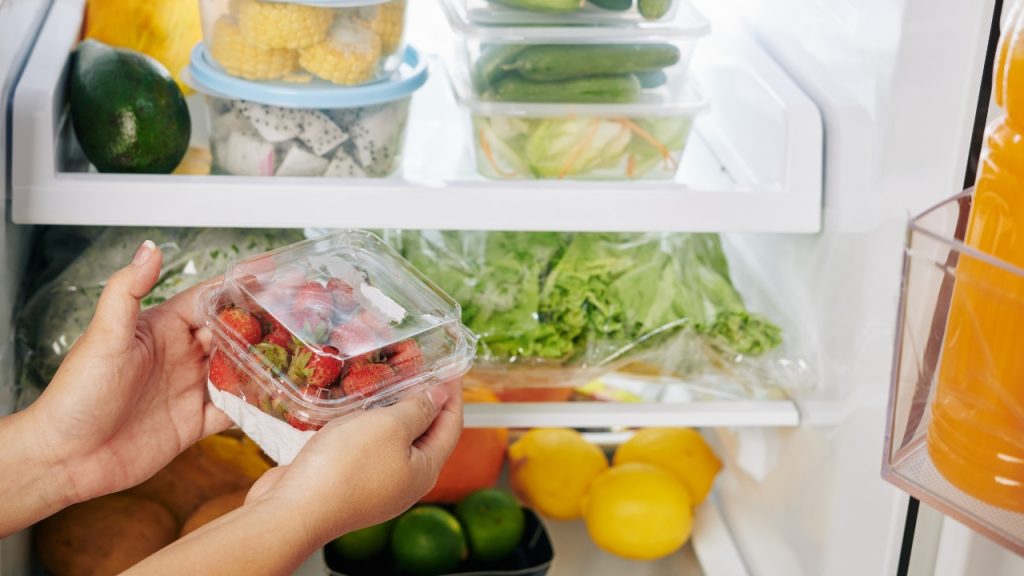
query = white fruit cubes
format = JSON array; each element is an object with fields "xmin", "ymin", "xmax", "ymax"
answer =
[
  {"xmin": 188, "ymin": 43, "xmax": 426, "ymax": 177},
  {"xmin": 201, "ymin": 230, "xmax": 476, "ymax": 462},
  {"xmin": 200, "ymin": 0, "xmax": 408, "ymax": 86}
]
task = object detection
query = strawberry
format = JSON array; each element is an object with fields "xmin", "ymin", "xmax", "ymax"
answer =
[
  {"xmin": 285, "ymin": 412, "xmax": 323, "ymax": 432},
  {"xmin": 385, "ymin": 340, "xmax": 423, "ymax": 378},
  {"xmin": 210, "ymin": 349, "xmax": 248, "ymax": 394},
  {"xmin": 342, "ymin": 363, "xmax": 394, "ymax": 396},
  {"xmin": 252, "ymin": 342, "xmax": 289, "ymax": 374},
  {"xmin": 288, "ymin": 345, "xmax": 344, "ymax": 388},
  {"xmin": 327, "ymin": 278, "xmax": 359, "ymax": 312},
  {"xmin": 355, "ymin": 309, "xmax": 393, "ymax": 339},
  {"xmin": 329, "ymin": 323, "xmax": 377, "ymax": 356},
  {"xmin": 218, "ymin": 306, "xmax": 263, "ymax": 345},
  {"xmin": 262, "ymin": 316, "xmax": 294, "ymax": 350},
  {"xmin": 293, "ymin": 281, "xmax": 333, "ymax": 312}
]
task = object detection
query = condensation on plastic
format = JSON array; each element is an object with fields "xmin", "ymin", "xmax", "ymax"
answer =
[
  {"xmin": 883, "ymin": 191, "xmax": 1024, "ymax": 554},
  {"xmin": 392, "ymin": 230, "xmax": 809, "ymax": 399},
  {"xmin": 199, "ymin": 0, "xmax": 407, "ymax": 86},
  {"xmin": 13, "ymin": 227, "xmax": 305, "ymax": 408},
  {"xmin": 201, "ymin": 230, "xmax": 476, "ymax": 430}
]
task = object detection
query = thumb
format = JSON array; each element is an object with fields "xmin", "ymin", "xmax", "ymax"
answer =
[{"xmin": 84, "ymin": 240, "xmax": 163, "ymax": 351}]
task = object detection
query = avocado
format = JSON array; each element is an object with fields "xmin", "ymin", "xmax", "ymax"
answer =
[{"xmin": 69, "ymin": 40, "xmax": 190, "ymax": 174}]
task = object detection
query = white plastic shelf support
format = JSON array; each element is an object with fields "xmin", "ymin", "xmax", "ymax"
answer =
[{"xmin": 12, "ymin": 0, "xmax": 822, "ymax": 232}]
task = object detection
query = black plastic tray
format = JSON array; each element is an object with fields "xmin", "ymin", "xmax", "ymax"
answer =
[{"xmin": 323, "ymin": 507, "xmax": 553, "ymax": 576}]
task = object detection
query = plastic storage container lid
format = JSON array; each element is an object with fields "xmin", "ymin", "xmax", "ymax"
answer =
[
  {"xmin": 440, "ymin": 0, "xmax": 710, "ymax": 43},
  {"xmin": 449, "ymin": 44, "xmax": 710, "ymax": 116},
  {"xmin": 187, "ymin": 43, "xmax": 428, "ymax": 109},
  {"xmin": 203, "ymin": 230, "xmax": 476, "ymax": 413}
]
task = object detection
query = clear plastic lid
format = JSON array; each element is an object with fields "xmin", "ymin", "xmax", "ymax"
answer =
[
  {"xmin": 202, "ymin": 230, "xmax": 476, "ymax": 420},
  {"xmin": 187, "ymin": 44, "xmax": 428, "ymax": 109},
  {"xmin": 440, "ymin": 0, "xmax": 710, "ymax": 42}
]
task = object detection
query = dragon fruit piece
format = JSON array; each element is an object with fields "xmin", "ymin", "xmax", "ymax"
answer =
[
  {"xmin": 276, "ymin": 145, "xmax": 330, "ymax": 176},
  {"xmin": 324, "ymin": 151, "xmax": 367, "ymax": 177},
  {"xmin": 347, "ymin": 105, "xmax": 403, "ymax": 176},
  {"xmin": 215, "ymin": 130, "xmax": 276, "ymax": 176},
  {"xmin": 212, "ymin": 105, "xmax": 253, "ymax": 142},
  {"xmin": 298, "ymin": 110, "xmax": 349, "ymax": 156},
  {"xmin": 326, "ymin": 108, "xmax": 361, "ymax": 128},
  {"xmin": 238, "ymin": 102, "xmax": 304, "ymax": 143}
]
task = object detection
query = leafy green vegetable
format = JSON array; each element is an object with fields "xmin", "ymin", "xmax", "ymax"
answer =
[{"xmin": 400, "ymin": 232, "xmax": 782, "ymax": 371}]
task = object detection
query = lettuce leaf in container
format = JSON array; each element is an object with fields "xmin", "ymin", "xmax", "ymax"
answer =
[
  {"xmin": 399, "ymin": 231, "xmax": 784, "ymax": 390},
  {"xmin": 15, "ymin": 227, "xmax": 304, "ymax": 404}
]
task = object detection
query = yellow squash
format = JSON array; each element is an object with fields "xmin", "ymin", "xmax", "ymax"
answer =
[{"xmin": 84, "ymin": 0, "xmax": 202, "ymax": 93}]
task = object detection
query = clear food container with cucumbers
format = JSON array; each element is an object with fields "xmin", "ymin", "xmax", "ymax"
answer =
[
  {"xmin": 448, "ymin": 25, "xmax": 709, "ymax": 180},
  {"xmin": 187, "ymin": 43, "xmax": 427, "ymax": 177},
  {"xmin": 199, "ymin": 0, "xmax": 408, "ymax": 86},
  {"xmin": 442, "ymin": 0, "xmax": 710, "ymax": 27}
]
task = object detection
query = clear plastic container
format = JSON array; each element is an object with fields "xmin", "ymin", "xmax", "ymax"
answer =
[
  {"xmin": 884, "ymin": 191, "xmax": 1024, "ymax": 554},
  {"xmin": 200, "ymin": 230, "xmax": 476, "ymax": 457},
  {"xmin": 187, "ymin": 44, "xmax": 427, "ymax": 177},
  {"xmin": 442, "ymin": 0, "xmax": 709, "ymax": 28},
  {"xmin": 448, "ymin": 36, "xmax": 708, "ymax": 180},
  {"xmin": 199, "ymin": 0, "xmax": 408, "ymax": 86}
]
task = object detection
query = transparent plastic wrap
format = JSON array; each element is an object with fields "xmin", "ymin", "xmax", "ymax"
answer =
[
  {"xmin": 199, "ymin": 0, "xmax": 408, "ymax": 86},
  {"xmin": 14, "ymin": 227, "xmax": 305, "ymax": 406},
  {"xmin": 200, "ymin": 230, "xmax": 475, "ymax": 462},
  {"xmin": 396, "ymin": 231, "xmax": 803, "ymax": 398}
]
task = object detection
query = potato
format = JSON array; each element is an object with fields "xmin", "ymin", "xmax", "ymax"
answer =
[
  {"xmin": 180, "ymin": 489, "xmax": 248, "ymax": 537},
  {"xmin": 35, "ymin": 495, "xmax": 176, "ymax": 576},
  {"xmin": 126, "ymin": 433, "xmax": 270, "ymax": 526}
]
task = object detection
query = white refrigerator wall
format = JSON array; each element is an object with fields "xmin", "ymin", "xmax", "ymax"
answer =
[{"xmin": 702, "ymin": 0, "xmax": 997, "ymax": 573}]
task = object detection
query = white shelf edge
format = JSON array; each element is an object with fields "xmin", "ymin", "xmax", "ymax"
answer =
[
  {"xmin": 692, "ymin": 499, "xmax": 752, "ymax": 576},
  {"xmin": 463, "ymin": 400, "xmax": 800, "ymax": 428},
  {"xmin": 11, "ymin": 0, "xmax": 823, "ymax": 233}
]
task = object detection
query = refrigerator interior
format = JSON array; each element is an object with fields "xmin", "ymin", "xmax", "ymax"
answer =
[{"xmin": 0, "ymin": 0, "xmax": 1008, "ymax": 573}]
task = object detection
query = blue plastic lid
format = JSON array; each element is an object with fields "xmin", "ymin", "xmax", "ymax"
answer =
[{"xmin": 187, "ymin": 43, "xmax": 428, "ymax": 109}]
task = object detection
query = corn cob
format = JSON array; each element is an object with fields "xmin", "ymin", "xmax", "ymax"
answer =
[
  {"xmin": 234, "ymin": 0, "xmax": 334, "ymax": 50},
  {"xmin": 211, "ymin": 17, "xmax": 299, "ymax": 80},
  {"xmin": 299, "ymin": 22, "xmax": 381, "ymax": 85},
  {"xmin": 357, "ymin": 0, "xmax": 405, "ymax": 55}
]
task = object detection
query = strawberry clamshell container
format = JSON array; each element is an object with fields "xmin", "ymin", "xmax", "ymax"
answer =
[{"xmin": 200, "ymin": 230, "xmax": 476, "ymax": 463}]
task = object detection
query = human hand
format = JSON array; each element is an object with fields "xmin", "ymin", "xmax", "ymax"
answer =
[
  {"xmin": 26, "ymin": 240, "xmax": 230, "ymax": 507},
  {"xmin": 245, "ymin": 377, "xmax": 464, "ymax": 547}
]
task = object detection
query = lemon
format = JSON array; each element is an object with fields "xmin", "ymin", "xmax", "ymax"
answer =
[
  {"xmin": 508, "ymin": 428, "xmax": 608, "ymax": 520},
  {"xmin": 613, "ymin": 428, "xmax": 721, "ymax": 504},
  {"xmin": 582, "ymin": 463, "xmax": 692, "ymax": 560}
]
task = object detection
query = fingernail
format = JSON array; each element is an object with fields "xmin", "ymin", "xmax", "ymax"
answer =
[
  {"xmin": 132, "ymin": 240, "xmax": 156, "ymax": 267},
  {"xmin": 427, "ymin": 386, "xmax": 450, "ymax": 410}
]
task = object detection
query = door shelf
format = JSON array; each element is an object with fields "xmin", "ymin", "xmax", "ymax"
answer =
[
  {"xmin": 11, "ymin": 0, "xmax": 822, "ymax": 233},
  {"xmin": 296, "ymin": 497, "xmax": 749, "ymax": 576}
]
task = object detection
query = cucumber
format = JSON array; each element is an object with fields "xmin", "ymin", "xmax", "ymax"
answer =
[
  {"xmin": 510, "ymin": 44, "xmax": 680, "ymax": 82},
  {"xmin": 634, "ymin": 70, "xmax": 667, "ymax": 89},
  {"xmin": 488, "ymin": 75, "xmax": 642, "ymax": 103},
  {"xmin": 473, "ymin": 44, "xmax": 530, "ymax": 93},
  {"xmin": 638, "ymin": 0, "xmax": 671, "ymax": 19},
  {"xmin": 488, "ymin": 0, "xmax": 582, "ymax": 12},
  {"xmin": 588, "ymin": 0, "xmax": 632, "ymax": 11}
]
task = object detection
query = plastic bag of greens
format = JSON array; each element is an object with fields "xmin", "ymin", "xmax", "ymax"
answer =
[
  {"xmin": 15, "ymin": 227, "xmax": 304, "ymax": 405},
  {"xmin": 399, "ymin": 231, "xmax": 804, "ymax": 397}
]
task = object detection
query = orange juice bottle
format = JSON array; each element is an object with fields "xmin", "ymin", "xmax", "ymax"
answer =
[{"xmin": 928, "ymin": 3, "xmax": 1024, "ymax": 512}]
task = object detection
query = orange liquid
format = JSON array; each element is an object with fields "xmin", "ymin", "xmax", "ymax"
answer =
[{"xmin": 928, "ymin": 119, "xmax": 1024, "ymax": 510}]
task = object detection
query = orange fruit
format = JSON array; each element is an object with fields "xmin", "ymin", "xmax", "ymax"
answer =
[{"xmin": 421, "ymin": 388, "xmax": 508, "ymax": 503}]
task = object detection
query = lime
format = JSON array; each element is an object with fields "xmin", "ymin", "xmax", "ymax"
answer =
[
  {"xmin": 329, "ymin": 519, "xmax": 394, "ymax": 562},
  {"xmin": 455, "ymin": 489, "xmax": 525, "ymax": 562},
  {"xmin": 391, "ymin": 506, "xmax": 467, "ymax": 576}
]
